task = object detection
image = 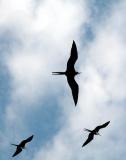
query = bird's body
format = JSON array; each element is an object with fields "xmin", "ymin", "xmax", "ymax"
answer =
[
  {"xmin": 12, "ymin": 135, "xmax": 34, "ymax": 157},
  {"xmin": 82, "ymin": 121, "xmax": 110, "ymax": 147},
  {"xmin": 52, "ymin": 40, "xmax": 79, "ymax": 106}
]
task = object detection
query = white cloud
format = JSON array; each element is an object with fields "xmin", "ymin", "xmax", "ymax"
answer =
[
  {"xmin": 1, "ymin": 0, "xmax": 126, "ymax": 160},
  {"xmin": 3, "ymin": 0, "xmax": 88, "ymax": 114}
]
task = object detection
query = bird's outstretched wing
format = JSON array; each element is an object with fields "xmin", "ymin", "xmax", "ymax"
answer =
[
  {"xmin": 67, "ymin": 76, "xmax": 79, "ymax": 106},
  {"xmin": 82, "ymin": 133, "xmax": 94, "ymax": 147},
  {"xmin": 19, "ymin": 135, "xmax": 34, "ymax": 147},
  {"xmin": 67, "ymin": 40, "xmax": 78, "ymax": 71},
  {"xmin": 12, "ymin": 147, "xmax": 22, "ymax": 157},
  {"xmin": 95, "ymin": 121, "xmax": 110, "ymax": 132},
  {"xmin": 25, "ymin": 135, "xmax": 34, "ymax": 143}
]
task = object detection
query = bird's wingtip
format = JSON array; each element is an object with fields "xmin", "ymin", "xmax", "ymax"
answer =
[
  {"xmin": 75, "ymin": 103, "xmax": 77, "ymax": 107},
  {"xmin": 82, "ymin": 144, "xmax": 85, "ymax": 147},
  {"xmin": 30, "ymin": 135, "xmax": 34, "ymax": 139},
  {"xmin": 72, "ymin": 40, "xmax": 76, "ymax": 44},
  {"xmin": 73, "ymin": 98, "xmax": 77, "ymax": 106}
]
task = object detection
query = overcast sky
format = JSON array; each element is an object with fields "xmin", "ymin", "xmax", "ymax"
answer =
[{"xmin": 0, "ymin": 0, "xmax": 126, "ymax": 160}]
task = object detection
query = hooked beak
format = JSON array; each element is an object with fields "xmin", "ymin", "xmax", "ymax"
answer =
[
  {"xmin": 98, "ymin": 133, "xmax": 101, "ymax": 136},
  {"xmin": 77, "ymin": 72, "xmax": 81, "ymax": 74}
]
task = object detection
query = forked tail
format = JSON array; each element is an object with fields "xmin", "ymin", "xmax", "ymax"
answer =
[
  {"xmin": 52, "ymin": 72, "xmax": 65, "ymax": 75},
  {"xmin": 84, "ymin": 128, "xmax": 92, "ymax": 132},
  {"xmin": 11, "ymin": 144, "xmax": 18, "ymax": 147}
]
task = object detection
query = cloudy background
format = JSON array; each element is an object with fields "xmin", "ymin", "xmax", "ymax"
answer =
[{"xmin": 0, "ymin": 0, "xmax": 126, "ymax": 159}]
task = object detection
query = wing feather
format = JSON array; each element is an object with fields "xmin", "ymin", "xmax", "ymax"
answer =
[
  {"xmin": 12, "ymin": 147, "xmax": 22, "ymax": 157},
  {"xmin": 67, "ymin": 41, "xmax": 78, "ymax": 71},
  {"xmin": 19, "ymin": 135, "xmax": 34, "ymax": 147},
  {"xmin": 67, "ymin": 76, "xmax": 79, "ymax": 106},
  {"xmin": 82, "ymin": 133, "xmax": 94, "ymax": 147},
  {"xmin": 95, "ymin": 121, "xmax": 110, "ymax": 132}
]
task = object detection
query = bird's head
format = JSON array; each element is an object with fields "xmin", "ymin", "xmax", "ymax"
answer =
[
  {"xmin": 76, "ymin": 71, "xmax": 81, "ymax": 75},
  {"xmin": 96, "ymin": 132, "xmax": 101, "ymax": 136},
  {"xmin": 22, "ymin": 146, "xmax": 27, "ymax": 150}
]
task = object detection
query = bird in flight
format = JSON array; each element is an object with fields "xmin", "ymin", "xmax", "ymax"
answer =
[
  {"xmin": 52, "ymin": 40, "xmax": 80, "ymax": 106},
  {"xmin": 11, "ymin": 135, "xmax": 34, "ymax": 157},
  {"xmin": 82, "ymin": 121, "xmax": 110, "ymax": 147}
]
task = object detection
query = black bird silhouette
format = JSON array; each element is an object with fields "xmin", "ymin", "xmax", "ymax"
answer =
[
  {"xmin": 52, "ymin": 40, "xmax": 80, "ymax": 106},
  {"xmin": 11, "ymin": 135, "xmax": 34, "ymax": 157},
  {"xmin": 82, "ymin": 121, "xmax": 110, "ymax": 147}
]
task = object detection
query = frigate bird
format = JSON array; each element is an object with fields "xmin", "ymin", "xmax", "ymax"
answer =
[
  {"xmin": 82, "ymin": 121, "xmax": 110, "ymax": 147},
  {"xmin": 52, "ymin": 40, "xmax": 80, "ymax": 106},
  {"xmin": 11, "ymin": 135, "xmax": 34, "ymax": 157}
]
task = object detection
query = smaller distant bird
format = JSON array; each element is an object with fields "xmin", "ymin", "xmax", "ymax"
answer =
[
  {"xmin": 82, "ymin": 121, "xmax": 110, "ymax": 147},
  {"xmin": 52, "ymin": 40, "xmax": 80, "ymax": 106},
  {"xmin": 11, "ymin": 135, "xmax": 34, "ymax": 157}
]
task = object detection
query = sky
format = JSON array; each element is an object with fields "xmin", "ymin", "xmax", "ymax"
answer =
[{"xmin": 0, "ymin": 0, "xmax": 126, "ymax": 159}]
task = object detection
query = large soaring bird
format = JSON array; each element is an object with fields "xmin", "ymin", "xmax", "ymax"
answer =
[
  {"xmin": 82, "ymin": 121, "xmax": 110, "ymax": 147},
  {"xmin": 52, "ymin": 40, "xmax": 80, "ymax": 106},
  {"xmin": 11, "ymin": 135, "xmax": 34, "ymax": 157}
]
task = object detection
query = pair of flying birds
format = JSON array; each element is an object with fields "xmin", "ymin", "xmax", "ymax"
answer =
[
  {"xmin": 11, "ymin": 41, "xmax": 110, "ymax": 157},
  {"xmin": 11, "ymin": 121, "xmax": 110, "ymax": 157}
]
